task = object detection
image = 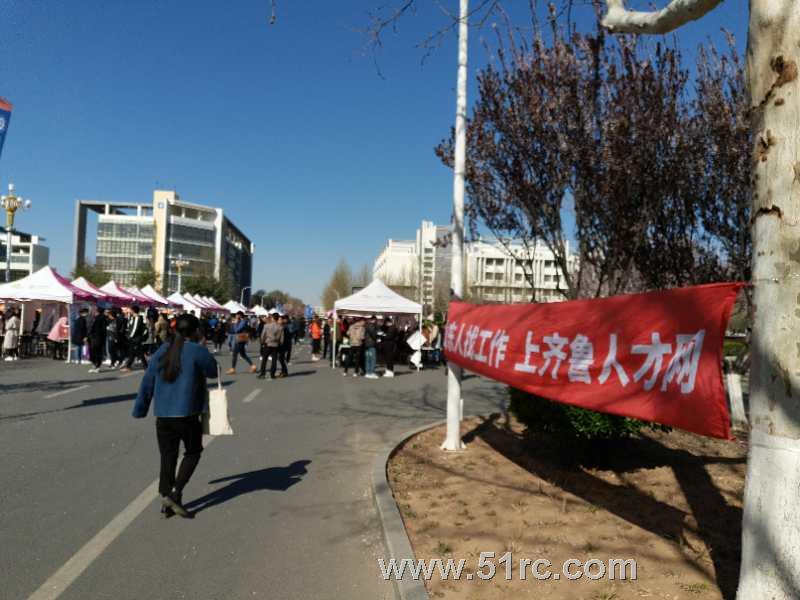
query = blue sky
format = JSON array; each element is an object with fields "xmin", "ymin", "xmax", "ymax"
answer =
[{"xmin": 0, "ymin": 1, "xmax": 747, "ymax": 304}]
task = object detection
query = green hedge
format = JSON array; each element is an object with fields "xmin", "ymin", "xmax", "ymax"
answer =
[{"xmin": 509, "ymin": 387, "xmax": 667, "ymax": 441}]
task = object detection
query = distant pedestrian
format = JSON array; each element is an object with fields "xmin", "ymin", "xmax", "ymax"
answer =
[
  {"xmin": 259, "ymin": 312, "xmax": 286, "ymax": 379},
  {"xmin": 322, "ymin": 318, "xmax": 331, "ymax": 360},
  {"xmin": 88, "ymin": 306, "xmax": 107, "ymax": 373},
  {"xmin": 310, "ymin": 318, "xmax": 322, "ymax": 361},
  {"xmin": 132, "ymin": 313, "xmax": 218, "ymax": 519},
  {"xmin": 364, "ymin": 315, "xmax": 379, "ymax": 379},
  {"xmin": 3, "ymin": 308, "xmax": 21, "ymax": 361},
  {"xmin": 121, "ymin": 306, "xmax": 149, "ymax": 372},
  {"xmin": 345, "ymin": 318, "xmax": 366, "ymax": 377},
  {"xmin": 281, "ymin": 315, "xmax": 293, "ymax": 366},
  {"xmin": 381, "ymin": 317, "xmax": 398, "ymax": 378},
  {"xmin": 70, "ymin": 308, "xmax": 89, "ymax": 364},
  {"xmin": 228, "ymin": 312, "xmax": 256, "ymax": 374}
]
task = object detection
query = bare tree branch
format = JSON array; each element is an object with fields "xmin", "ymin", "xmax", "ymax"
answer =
[{"xmin": 602, "ymin": 0, "xmax": 722, "ymax": 35}]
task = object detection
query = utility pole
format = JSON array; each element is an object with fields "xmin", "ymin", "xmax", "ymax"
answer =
[
  {"xmin": 442, "ymin": 0, "xmax": 468, "ymax": 452},
  {"xmin": 1, "ymin": 183, "xmax": 31, "ymax": 283}
]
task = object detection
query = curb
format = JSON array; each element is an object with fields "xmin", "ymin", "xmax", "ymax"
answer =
[{"xmin": 372, "ymin": 420, "xmax": 445, "ymax": 600}]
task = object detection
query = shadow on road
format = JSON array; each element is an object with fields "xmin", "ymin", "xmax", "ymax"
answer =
[
  {"xmin": 186, "ymin": 460, "xmax": 312, "ymax": 514},
  {"xmin": 0, "ymin": 393, "xmax": 138, "ymax": 422}
]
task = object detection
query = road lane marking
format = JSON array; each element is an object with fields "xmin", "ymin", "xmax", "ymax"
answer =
[
  {"xmin": 43, "ymin": 385, "xmax": 89, "ymax": 399},
  {"xmin": 118, "ymin": 371, "xmax": 138, "ymax": 379},
  {"xmin": 243, "ymin": 388, "xmax": 262, "ymax": 403},
  {"xmin": 27, "ymin": 436, "xmax": 216, "ymax": 600}
]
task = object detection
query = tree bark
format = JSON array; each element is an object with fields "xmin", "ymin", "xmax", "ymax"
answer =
[{"xmin": 738, "ymin": 1, "xmax": 800, "ymax": 598}]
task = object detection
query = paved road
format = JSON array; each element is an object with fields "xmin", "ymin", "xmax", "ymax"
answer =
[{"xmin": 0, "ymin": 342, "xmax": 505, "ymax": 600}]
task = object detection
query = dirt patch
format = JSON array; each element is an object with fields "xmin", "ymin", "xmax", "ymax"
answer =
[{"xmin": 388, "ymin": 415, "xmax": 747, "ymax": 600}]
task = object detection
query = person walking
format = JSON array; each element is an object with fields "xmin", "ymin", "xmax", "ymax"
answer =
[
  {"xmin": 345, "ymin": 317, "xmax": 366, "ymax": 377},
  {"xmin": 121, "ymin": 306, "xmax": 149, "ymax": 372},
  {"xmin": 105, "ymin": 309, "xmax": 122, "ymax": 369},
  {"xmin": 132, "ymin": 313, "xmax": 218, "ymax": 519},
  {"xmin": 155, "ymin": 312, "xmax": 170, "ymax": 347},
  {"xmin": 3, "ymin": 308, "xmax": 21, "ymax": 361},
  {"xmin": 259, "ymin": 312, "xmax": 285, "ymax": 379},
  {"xmin": 88, "ymin": 306, "xmax": 107, "ymax": 373},
  {"xmin": 309, "ymin": 318, "xmax": 322, "ymax": 361},
  {"xmin": 280, "ymin": 315, "xmax": 293, "ymax": 372},
  {"xmin": 363, "ymin": 315, "xmax": 380, "ymax": 379},
  {"xmin": 69, "ymin": 308, "xmax": 89, "ymax": 364},
  {"xmin": 322, "ymin": 318, "xmax": 331, "ymax": 361},
  {"xmin": 227, "ymin": 312, "xmax": 256, "ymax": 375},
  {"xmin": 382, "ymin": 317, "xmax": 398, "ymax": 378}
]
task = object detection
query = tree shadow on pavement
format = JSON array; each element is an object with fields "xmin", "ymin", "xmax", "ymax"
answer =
[
  {"xmin": 0, "ymin": 393, "xmax": 137, "ymax": 422},
  {"xmin": 0, "ymin": 377, "xmax": 118, "ymax": 395},
  {"xmin": 186, "ymin": 460, "xmax": 312, "ymax": 514},
  {"xmin": 471, "ymin": 418, "xmax": 744, "ymax": 600}
]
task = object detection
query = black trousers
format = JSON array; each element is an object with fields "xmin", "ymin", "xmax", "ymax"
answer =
[
  {"xmin": 322, "ymin": 337, "xmax": 331, "ymax": 358},
  {"xmin": 383, "ymin": 342, "xmax": 396, "ymax": 372},
  {"xmin": 156, "ymin": 416, "xmax": 203, "ymax": 498},
  {"xmin": 345, "ymin": 346, "xmax": 365, "ymax": 374},
  {"xmin": 125, "ymin": 341, "xmax": 148, "ymax": 369},
  {"xmin": 285, "ymin": 342, "xmax": 292, "ymax": 364},
  {"xmin": 89, "ymin": 339, "xmax": 105, "ymax": 369},
  {"xmin": 260, "ymin": 346, "xmax": 287, "ymax": 378}
]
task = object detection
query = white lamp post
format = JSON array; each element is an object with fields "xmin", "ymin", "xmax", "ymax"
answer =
[
  {"xmin": 171, "ymin": 253, "xmax": 189, "ymax": 293},
  {"xmin": 1, "ymin": 183, "xmax": 31, "ymax": 283},
  {"xmin": 442, "ymin": 0, "xmax": 468, "ymax": 452}
]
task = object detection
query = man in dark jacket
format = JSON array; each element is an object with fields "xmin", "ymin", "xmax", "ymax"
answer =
[
  {"xmin": 363, "ymin": 315, "xmax": 380, "ymax": 379},
  {"xmin": 88, "ymin": 306, "xmax": 107, "ymax": 372},
  {"xmin": 281, "ymin": 315, "xmax": 294, "ymax": 367},
  {"xmin": 381, "ymin": 317, "xmax": 399, "ymax": 378},
  {"xmin": 322, "ymin": 319, "xmax": 332, "ymax": 361},
  {"xmin": 121, "ymin": 306, "xmax": 149, "ymax": 371},
  {"xmin": 259, "ymin": 313, "xmax": 285, "ymax": 379},
  {"xmin": 70, "ymin": 308, "xmax": 89, "ymax": 364}
]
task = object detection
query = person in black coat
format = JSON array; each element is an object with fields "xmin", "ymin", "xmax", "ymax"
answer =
[
  {"xmin": 381, "ymin": 317, "xmax": 399, "ymax": 377},
  {"xmin": 88, "ymin": 306, "xmax": 107, "ymax": 372},
  {"xmin": 70, "ymin": 308, "xmax": 89, "ymax": 364}
]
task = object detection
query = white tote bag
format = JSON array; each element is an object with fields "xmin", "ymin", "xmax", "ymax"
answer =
[{"xmin": 202, "ymin": 367, "xmax": 234, "ymax": 436}]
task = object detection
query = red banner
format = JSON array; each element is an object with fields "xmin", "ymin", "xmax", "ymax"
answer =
[{"xmin": 445, "ymin": 283, "xmax": 744, "ymax": 439}]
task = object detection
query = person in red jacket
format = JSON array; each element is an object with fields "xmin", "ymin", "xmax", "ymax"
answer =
[{"xmin": 309, "ymin": 318, "xmax": 323, "ymax": 362}]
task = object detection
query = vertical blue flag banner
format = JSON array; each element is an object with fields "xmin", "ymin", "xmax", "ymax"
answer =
[
  {"xmin": 305, "ymin": 305, "xmax": 314, "ymax": 319},
  {"xmin": 0, "ymin": 98, "xmax": 12, "ymax": 161}
]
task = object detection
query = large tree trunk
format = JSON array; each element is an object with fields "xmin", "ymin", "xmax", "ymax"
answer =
[{"xmin": 738, "ymin": 2, "xmax": 800, "ymax": 598}]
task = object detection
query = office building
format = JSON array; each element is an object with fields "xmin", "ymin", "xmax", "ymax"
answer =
[
  {"xmin": 0, "ymin": 227, "xmax": 50, "ymax": 281},
  {"xmin": 74, "ymin": 190, "xmax": 254, "ymax": 302}
]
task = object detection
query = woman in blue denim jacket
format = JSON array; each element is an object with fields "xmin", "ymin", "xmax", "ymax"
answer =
[{"xmin": 132, "ymin": 313, "xmax": 217, "ymax": 518}]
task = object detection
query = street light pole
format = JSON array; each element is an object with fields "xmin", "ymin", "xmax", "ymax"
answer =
[
  {"xmin": 442, "ymin": 0, "xmax": 468, "ymax": 452},
  {"xmin": 172, "ymin": 253, "xmax": 189, "ymax": 294},
  {"xmin": 1, "ymin": 183, "xmax": 31, "ymax": 283}
]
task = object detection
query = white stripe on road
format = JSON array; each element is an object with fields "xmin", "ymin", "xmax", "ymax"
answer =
[
  {"xmin": 43, "ymin": 385, "xmax": 89, "ymax": 399},
  {"xmin": 118, "ymin": 371, "xmax": 138, "ymax": 379},
  {"xmin": 27, "ymin": 436, "xmax": 216, "ymax": 600},
  {"xmin": 242, "ymin": 388, "xmax": 262, "ymax": 403}
]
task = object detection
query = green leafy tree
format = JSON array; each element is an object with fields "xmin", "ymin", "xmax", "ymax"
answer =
[
  {"xmin": 322, "ymin": 260, "xmax": 353, "ymax": 310},
  {"xmin": 183, "ymin": 274, "xmax": 232, "ymax": 301},
  {"xmin": 133, "ymin": 263, "xmax": 159, "ymax": 290}
]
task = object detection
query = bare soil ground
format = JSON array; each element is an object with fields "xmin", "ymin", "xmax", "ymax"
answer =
[{"xmin": 388, "ymin": 415, "xmax": 747, "ymax": 600}]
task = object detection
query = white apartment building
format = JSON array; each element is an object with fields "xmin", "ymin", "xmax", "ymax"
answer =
[
  {"xmin": 373, "ymin": 239, "xmax": 417, "ymax": 283},
  {"xmin": 467, "ymin": 238, "xmax": 571, "ymax": 303},
  {"xmin": 374, "ymin": 220, "xmax": 575, "ymax": 312},
  {"xmin": 0, "ymin": 228, "xmax": 50, "ymax": 281}
]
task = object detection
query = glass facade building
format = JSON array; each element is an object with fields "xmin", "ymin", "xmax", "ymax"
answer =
[{"xmin": 74, "ymin": 191, "xmax": 254, "ymax": 300}]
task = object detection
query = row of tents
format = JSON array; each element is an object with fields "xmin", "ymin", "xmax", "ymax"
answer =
[{"xmin": 0, "ymin": 265, "xmax": 251, "ymax": 315}]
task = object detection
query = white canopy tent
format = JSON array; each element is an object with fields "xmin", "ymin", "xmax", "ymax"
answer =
[
  {"xmin": 140, "ymin": 284, "xmax": 177, "ymax": 307},
  {"xmin": 223, "ymin": 300, "xmax": 249, "ymax": 314},
  {"xmin": 332, "ymin": 279, "xmax": 423, "ymax": 370},
  {"xmin": 166, "ymin": 292, "xmax": 205, "ymax": 315},
  {"xmin": 252, "ymin": 305, "xmax": 268, "ymax": 317}
]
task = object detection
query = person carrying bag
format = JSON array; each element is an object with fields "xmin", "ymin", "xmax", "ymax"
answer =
[{"xmin": 132, "ymin": 314, "xmax": 218, "ymax": 519}]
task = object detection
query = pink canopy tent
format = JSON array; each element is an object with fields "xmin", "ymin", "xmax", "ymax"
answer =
[
  {"xmin": 126, "ymin": 285, "xmax": 164, "ymax": 306},
  {"xmin": 202, "ymin": 296, "xmax": 230, "ymax": 313},
  {"xmin": 99, "ymin": 281, "xmax": 142, "ymax": 305},
  {"xmin": 70, "ymin": 277, "xmax": 112, "ymax": 302},
  {"xmin": 140, "ymin": 284, "xmax": 180, "ymax": 308},
  {"xmin": 0, "ymin": 266, "xmax": 96, "ymax": 304}
]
